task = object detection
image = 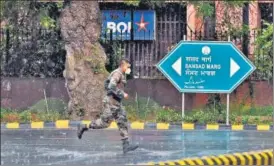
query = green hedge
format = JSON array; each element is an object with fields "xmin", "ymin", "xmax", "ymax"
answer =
[
  {"xmin": 1, "ymin": 108, "xmax": 68, "ymax": 123},
  {"xmin": 1, "ymin": 96, "xmax": 273, "ymax": 125},
  {"xmin": 1, "ymin": 98, "xmax": 68, "ymax": 123}
]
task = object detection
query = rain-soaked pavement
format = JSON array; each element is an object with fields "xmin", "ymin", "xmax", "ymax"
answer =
[{"xmin": 1, "ymin": 129, "xmax": 273, "ymax": 165}]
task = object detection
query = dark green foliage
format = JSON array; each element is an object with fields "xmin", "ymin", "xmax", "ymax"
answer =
[{"xmin": 1, "ymin": 1, "xmax": 65, "ymax": 77}]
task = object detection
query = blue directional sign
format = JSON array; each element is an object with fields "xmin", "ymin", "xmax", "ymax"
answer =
[{"xmin": 157, "ymin": 41, "xmax": 256, "ymax": 93}]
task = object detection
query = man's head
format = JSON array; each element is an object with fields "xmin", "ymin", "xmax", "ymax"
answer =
[{"xmin": 119, "ymin": 58, "xmax": 131, "ymax": 74}]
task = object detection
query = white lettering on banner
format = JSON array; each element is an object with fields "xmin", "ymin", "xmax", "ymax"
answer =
[
  {"xmin": 186, "ymin": 57, "xmax": 199, "ymax": 62},
  {"xmin": 107, "ymin": 22, "xmax": 131, "ymax": 33},
  {"xmin": 185, "ymin": 70, "xmax": 198, "ymax": 76},
  {"xmin": 206, "ymin": 64, "xmax": 221, "ymax": 69},
  {"xmin": 201, "ymin": 71, "xmax": 216, "ymax": 76},
  {"xmin": 201, "ymin": 56, "xmax": 212, "ymax": 63},
  {"xmin": 185, "ymin": 64, "xmax": 205, "ymax": 69}
]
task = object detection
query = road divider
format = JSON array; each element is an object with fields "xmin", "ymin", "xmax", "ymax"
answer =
[
  {"xmin": 156, "ymin": 123, "xmax": 170, "ymax": 130},
  {"xmin": 182, "ymin": 123, "xmax": 194, "ymax": 130},
  {"xmin": 1, "ymin": 121, "xmax": 273, "ymax": 131},
  {"xmin": 55, "ymin": 120, "xmax": 69, "ymax": 129},
  {"xmin": 206, "ymin": 124, "xmax": 219, "ymax": 130},
  {"xmin": 6, "ymin": 122, "xmax": 19, "ymax": 129},
  {"xmin": 131, "ymin": 121, "xmax": 145, "ymax": 129},
  {"xmin": 141, "ymin": 149, "xmax": 273, "ymax": 165},
  {"xmin": 231, "ymin": 125, "xmax": 243, "ymax": 130},
  {"xmin": 31, "ymin": 122, "xmax": 44, "ymax": 129},
  {"xmin": 257, "ymin": 124, "xmax": 270, "ymax": 131}
]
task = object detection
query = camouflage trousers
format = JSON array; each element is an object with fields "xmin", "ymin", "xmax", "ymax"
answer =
[{"xmin": 90, "ymin": 96, "xmax": 128, "ymax": 139}]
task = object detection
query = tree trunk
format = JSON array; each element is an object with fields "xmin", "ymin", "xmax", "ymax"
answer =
[{"xmin": 60, "ymin": 1, "xmax": 108, "ymax": 120}]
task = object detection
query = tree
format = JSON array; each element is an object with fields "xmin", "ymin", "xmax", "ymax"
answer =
[
  {"xmin": 60, "ymin": 1, "xmax": 108, "ymax": 120},
  {"xmin": 0, "ymin": 1, "xmax": 65, "ymax": 77},
  {"xmin": 254, "ymin": 21, "xmax": 273, "ymax": 81}
]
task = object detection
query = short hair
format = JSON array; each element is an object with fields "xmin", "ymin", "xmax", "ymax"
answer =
[{"xmin": 119, "ymin": 58, "xmax": 130, "ymax": 66}]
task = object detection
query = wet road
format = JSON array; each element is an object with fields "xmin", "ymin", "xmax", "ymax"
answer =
[{"xmin": 1, "ymin": 129, "xmax": 273, "ymax": 165}]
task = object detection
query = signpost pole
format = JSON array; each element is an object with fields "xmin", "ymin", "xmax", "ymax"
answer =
[
  {"xmin": 182, "ymin": 35, "xmax": 187, "ymax": 118},
  {"xmin": 226, "ymin": 35, "xmax": 231, "ymax": 125},
  {"xmin": 226, "ymin": 94, "xmax": 230, "ymax": 125},
  {"xmin": 182, "ymin": 93, "xmax": 185, "ymax": 118}
]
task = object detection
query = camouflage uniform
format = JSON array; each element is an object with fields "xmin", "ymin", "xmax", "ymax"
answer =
[
  {"xmin": 77, "ymin": 67, "xmax": 138, "ymax": 153},
  {"xmin": 89, "ymin": 68, "xmax": 129, "ymax": 139}
]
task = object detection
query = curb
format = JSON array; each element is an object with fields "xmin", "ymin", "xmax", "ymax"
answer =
[
  {"xmin": 1, "ymin": 121, "xmax": 273, "ymax": 130},
  {"xmin": 141, "ymin": 149, "xmax": 274, "ymax": 165}
]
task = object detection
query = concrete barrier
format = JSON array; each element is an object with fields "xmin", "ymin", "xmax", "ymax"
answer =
[
  {"xmin": 142, "ymin": 149, "xmax": 273, "ymax": 165},
  {"xmin": 1, "ymin": 121, "xmax": 273, "ymax": 131}
]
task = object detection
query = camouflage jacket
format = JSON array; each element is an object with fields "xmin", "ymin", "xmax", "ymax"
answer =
[{"xmin": 104, "ymin": 68, "xmax": 126, "ymax": 101}]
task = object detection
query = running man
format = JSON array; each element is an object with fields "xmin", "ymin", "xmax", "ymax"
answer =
[{"xmin": 77, "ymin": 58, "xmax": 138, "ymax": 154}]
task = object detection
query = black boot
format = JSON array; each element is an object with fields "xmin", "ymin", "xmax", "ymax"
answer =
[
  {"xmin": 77, "ymin": 124, "xmax": 88, "ymax": 139},
  {"xmin": 122, "ymin": 138, "xmax": 138, "ymax": 154}
]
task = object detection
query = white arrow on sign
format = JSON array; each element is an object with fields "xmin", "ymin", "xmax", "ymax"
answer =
[
  {"xmin": 230, "ymin": 58, "xmax": 240, "ymax": 77},
  {"xmin": 172, "ymin": 57, "xmax": 182, "ymax": 76}
]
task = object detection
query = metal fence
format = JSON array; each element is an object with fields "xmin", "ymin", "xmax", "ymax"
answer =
[
  {"xmin": 100, "ymin": 25, "xmax": 271, "ymax": 80},
  {"xmin": 0, "ymin": 27, "xmax": 66, "ymax": 78}
]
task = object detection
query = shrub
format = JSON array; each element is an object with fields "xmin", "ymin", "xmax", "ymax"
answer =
[
  {"xmin": 229, "ymin": 113, "xmax": 237, "ymax": 124},
  {"xmin": 31, "ymin": 113, "xmax": 41, "ymax": 122},
  {"xmin": 259, "ymin": 117, "xmax": 273, "ymax": 125},
  {"xmin": 125, "ymin": 105, "xmax": 139, "ymax": 122},
  {"xmin": 0, "ymin": 108, "xmax": 66, "ymax": 123},
  {"xmin": 1, "ymin": 108, "xmax": 9, "ymax": 121},
  {"xmin": 155, "ymin": 108, "xmax": 183, "ymax": 123},
  {"xmin": 191, "ymin": 110, "xmax": 217, "ymax": 124},
  {"xmin": 230, "ymin": 104, "xmax": 273, "ymax": 116},
  {"xmin": 37, "ymin": 110, "xmax": 61, "ymax": 122},
  {"xmin": 156, "ymin": 109, "xmax": 170, "ymax": 123},
  {"xmin": 2, "ymin": 113, "xmax": 20, "ymax": 122},
  {"xmin": 183, "ymin": 115, "xmax": 194, "ymax": 123},
  {"xmin": 123, "ymin": 95, "xmax": 161, "ymax": 122},
  {"xmin": 241, "ymin": 116, "xmax": 249, "ymax": 124},
  {"xmin": 233, "ymin": 116, "xmax": 242, "ymax": 125},
  {"xmin": 19, "ymin": 110, "xmax": 32, "ymax": 123},
  {"xmin": 169, "ymin": 111, "xmax": 183, "ymax": 123},
  {"xmin": 249, "ymin": 106, "xmax": 273, "ymax": 116},
  {"xmin": 192, "ymin": 110, "xmax": 205, "ymax": 123}
]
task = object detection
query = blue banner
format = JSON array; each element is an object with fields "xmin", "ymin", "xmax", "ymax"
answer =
[
  {"xmin": 101, "ymin": 10, "xmax": 131, "ymax": 40},
  {"xmin": 101, "ymin": 10, "xmax": 155, "ymax": 40}
]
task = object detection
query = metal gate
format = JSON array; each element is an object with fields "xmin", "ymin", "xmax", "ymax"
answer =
[{"xmin": 100, "ymin": 3, "xmax": 187, "ymax": 78}]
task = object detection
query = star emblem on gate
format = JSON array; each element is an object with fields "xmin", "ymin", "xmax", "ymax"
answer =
[{"xmin": 135, "ymin": 13, "xmax": 149, "ymax": 32}]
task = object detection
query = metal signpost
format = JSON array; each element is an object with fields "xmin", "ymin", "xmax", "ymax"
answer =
[{"xmin": 157, "ymin": 40, "xmax": 256, "ymax": 125}]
